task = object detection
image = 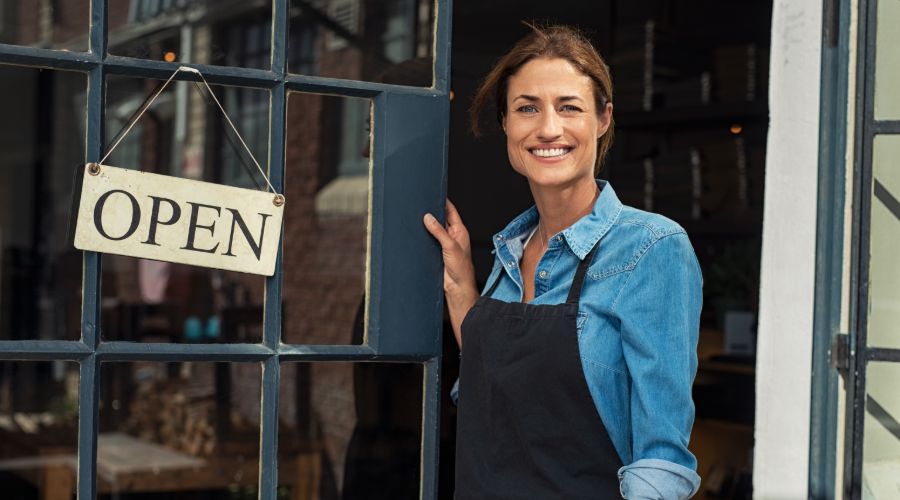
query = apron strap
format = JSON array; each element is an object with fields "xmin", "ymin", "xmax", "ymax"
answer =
[{"xmin": 566, "ymin": 242, "xmax": 600, "ymax": 305}]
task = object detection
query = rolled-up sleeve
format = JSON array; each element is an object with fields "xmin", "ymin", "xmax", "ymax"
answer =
[
  {"xmin": 612, "ymin": 232, "xmax": 703, "ymax": 499},
  {"xmin": 619, "ymin": 459, "xmax": 700, "ymax": 499}
]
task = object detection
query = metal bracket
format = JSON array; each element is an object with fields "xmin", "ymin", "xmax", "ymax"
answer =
[{"xmin": 831, "ymin": 333, "xmax": 850, "ymax": 381}]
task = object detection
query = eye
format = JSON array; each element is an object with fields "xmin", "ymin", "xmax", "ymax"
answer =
[
  {"xmin": 515, "ymin": 104, "xmax": 538, "ymax": 113},
  {"xmin": 560, "ymin": 104, "xmax": 583, "ymax": 113}
]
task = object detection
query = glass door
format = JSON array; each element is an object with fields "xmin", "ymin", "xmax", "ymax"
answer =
[
  {"xmin": 843, "ymin": 0, "xmax": 900, "ymax": 497},
  {"xmin": 0, "ymin": 0, "xmax": 452, "ymax": 499}
]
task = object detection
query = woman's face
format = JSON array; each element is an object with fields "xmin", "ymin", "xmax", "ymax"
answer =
[{"xmin": 502, "ymin": 57, "xmax": 611, "ymax": 189}]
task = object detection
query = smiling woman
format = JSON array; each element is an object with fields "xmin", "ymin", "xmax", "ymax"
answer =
[{"xmin": 424, "ymin": 24, "xmax": 702, "ymax": 499}]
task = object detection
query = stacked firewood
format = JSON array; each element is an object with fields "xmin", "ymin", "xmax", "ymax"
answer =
[{"xmin": 124, "ymin": 379, "xmax": 217, "ymax": 456}]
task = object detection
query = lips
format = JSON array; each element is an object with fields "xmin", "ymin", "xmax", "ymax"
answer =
[{"xmin": 530, "ymin": 146, "xmax": 573, "ymax": 158}]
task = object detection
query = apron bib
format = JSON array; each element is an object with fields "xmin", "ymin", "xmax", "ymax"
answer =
[{"xmin": 455, "ymin": 243, "xmax": 622, "ymax": 499}]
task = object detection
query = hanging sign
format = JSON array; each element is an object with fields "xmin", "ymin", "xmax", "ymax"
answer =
[
  {"xmin": 74, "ymin": 163, "xmax": 284, "ymax": 276},
  {"xmin": 73, "ymin": 66, "xmax": 285, "ymax": 276}
]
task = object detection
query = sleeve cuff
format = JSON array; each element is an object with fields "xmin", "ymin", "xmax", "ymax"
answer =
[{"xmin": 618, "ymin": 458, "xmax": 701, "ymax": 500}]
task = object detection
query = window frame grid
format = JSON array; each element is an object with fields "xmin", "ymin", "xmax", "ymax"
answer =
[{"xmin": 0, "ymin": 0, "xmax": 452, "ymax": 498}]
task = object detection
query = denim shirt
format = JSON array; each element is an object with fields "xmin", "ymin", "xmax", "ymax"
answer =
[{"xmin": 456, "ymin": 181, "xmax": 702, "ymax": 499}]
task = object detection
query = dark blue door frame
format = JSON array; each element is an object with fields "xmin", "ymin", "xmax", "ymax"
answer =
[{"xmin": 0, "ymin": 1, "xmax": 453, "ymax": 498}]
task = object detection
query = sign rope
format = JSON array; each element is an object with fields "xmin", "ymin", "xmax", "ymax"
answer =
[{"xmin": 99, "ymin": 66, "xmax": 279, "ymax": 196}]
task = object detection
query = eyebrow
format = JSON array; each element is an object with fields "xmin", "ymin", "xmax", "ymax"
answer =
[{"xmin": 512, "ymin": 94, "xmax": 585, "ymax": 102}]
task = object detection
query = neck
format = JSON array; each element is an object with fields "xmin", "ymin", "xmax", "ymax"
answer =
[{"xmin": 530, "ymin": 178, "xmax": 599, "ymax": 236}]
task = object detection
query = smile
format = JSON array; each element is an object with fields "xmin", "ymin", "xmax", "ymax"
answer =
[{"xmin": 530, "ymin": 147, "xmax": 572, "ymax": 158}]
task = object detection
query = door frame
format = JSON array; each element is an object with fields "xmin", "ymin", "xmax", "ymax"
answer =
[{"xmin": 809, "ymin": 0, "xmax": 900, "ymax": 497}]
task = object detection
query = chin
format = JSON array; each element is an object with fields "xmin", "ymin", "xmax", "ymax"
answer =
[{"xmin": 517, "ymin": 165, "xmax": 591, "ymax": 188}]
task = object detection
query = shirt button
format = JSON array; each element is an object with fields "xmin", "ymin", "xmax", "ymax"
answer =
[
  {"xmin": 506, "ymin": 261, "xmax": 516, "ymax": 269},
  {"xmin": 539, "ymin": 270, "xmax": 548, "ymax": 279},
  {"xmin": 495, "ymin": 235, "xmax": 504, "ymax": 241},
  {"xmin": 556, "ymin": 235, "xmax": 563, "ymax": 242}
]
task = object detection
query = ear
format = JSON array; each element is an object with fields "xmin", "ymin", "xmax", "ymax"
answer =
[
  {"xmin": 501, "ymin": 113, "xmax": 507, "ymax": 133},
  {"xmin": 596, "ymin": 101, "xmax": 613, "ymax": 138}
]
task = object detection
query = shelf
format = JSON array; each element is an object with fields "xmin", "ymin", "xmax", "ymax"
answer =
[
  {"xmin": 694, "ymin": 417, "xmax": 754, "ymax": 434},
  {"xmin": 615, "ymin": 101, "xmax": 769, "ymax": 129},
  {"xmin": 679, "ymin": 218, "xmax": 762, "ymax": 237},
  {"xmin": 699, "ymin": 359, "xmax": 755, "ymax": 376}
]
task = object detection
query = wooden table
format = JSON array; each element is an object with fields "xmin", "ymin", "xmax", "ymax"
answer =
[{"xmin": 0, "ymin": 432, "xmax": 321, "ymax": 500}]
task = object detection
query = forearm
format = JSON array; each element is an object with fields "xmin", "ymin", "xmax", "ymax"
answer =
[{"xmin": 445, "ymin": 284, "xmax": 478, "ymax": 349}]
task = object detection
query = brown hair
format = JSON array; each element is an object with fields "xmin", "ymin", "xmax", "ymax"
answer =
[{"xmin": 470, "ymin": 23, "xmax": 615, "ymax": 172}]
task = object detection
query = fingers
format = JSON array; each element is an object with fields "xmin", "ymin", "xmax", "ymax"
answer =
[
  {"xmin": 423, "ymin": 213, "xmax": 455, "ymax": 249},
  {"xmin": 445, "ymin": 200, "xmax": 463, "ymax": 227}
]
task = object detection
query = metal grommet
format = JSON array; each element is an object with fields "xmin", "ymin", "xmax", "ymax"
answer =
[
  {"xmin": 273, "ymin": 194, "xmax": 285, "ymax": 207},
  {"xmin": 87, "ymin": 163, "xmax": 101, "ymax": 176}
]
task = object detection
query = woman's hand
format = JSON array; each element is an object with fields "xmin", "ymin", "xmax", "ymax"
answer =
[{"xmin": 423, "ymin": 200, "xmax": 479, "ymax": 349}]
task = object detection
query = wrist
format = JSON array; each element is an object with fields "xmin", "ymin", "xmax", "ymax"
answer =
[{"xmin": 445, "ymin": 284, "xmax": 478, "ymax": 311}]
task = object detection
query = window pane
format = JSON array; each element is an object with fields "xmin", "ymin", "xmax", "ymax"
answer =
[
  {"xmin": 867, "ymin": 135, "xmax": 900, "ymax": 349},
  {"xmin": 0, "ymin": 66, "xmax": 85, "ymax": 341},
  {"xmin": 282, "ymin": 93, "xmax": 370, "ymax": 345},
  {"xmin": 98, "ymin": 361, "xmax": 261, "ymax": 496},
  {"xmin": 862, "ymin": 362, "xmax": 900, "ymax": 498},
  {"xmin": 0, "ymin": 0, "xmax": 89, "ymax": 51},
  {"xmin": 278, "ymin": 362, "xmax": 423, "ymax": 499},
  {"xmin": 109, "ymin": 1, "xmax": 273, "ymax": 69},
  {"xmin": 874, "ymin": 0, "xmax": 900, "ymax": 119},
  {"xmin": 0, "ymin": 361, "xmax": 79, "ymax": 499},
  {"xmin": 101, "ymin": 76, "xmax": 270, "ymax": 343},
  {"xmin": 288, "ymin": 0, "xmax": 435, "ymax": 86}
]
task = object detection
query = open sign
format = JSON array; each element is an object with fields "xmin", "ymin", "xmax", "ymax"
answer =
[{"xmin": 74, "ymin": 163, "xmax": 284, "ymax": 276}]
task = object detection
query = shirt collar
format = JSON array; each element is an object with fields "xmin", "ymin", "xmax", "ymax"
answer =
[{"xmin": 491, "ymin": 180, "xmax": 623, "ymax": 260}]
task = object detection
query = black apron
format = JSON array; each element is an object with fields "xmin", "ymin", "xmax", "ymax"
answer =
[{"xmin": 455, "ymin": 242, "xmax": 622, "ymax": 499}]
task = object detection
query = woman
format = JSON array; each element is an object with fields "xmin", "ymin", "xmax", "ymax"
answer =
[{"xmin": 424, "ymin": 24, "xmax": 702, "ymax": 499}]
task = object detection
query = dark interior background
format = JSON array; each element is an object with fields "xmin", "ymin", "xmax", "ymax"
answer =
[{"xmin": 441, "ymin": 1, "xmax": 772, "ymax": 498}]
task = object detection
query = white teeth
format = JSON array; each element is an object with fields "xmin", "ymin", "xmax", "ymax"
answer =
[{"xmin": 532, "ymin": 147, "xmax": 569, "ymax": 158}]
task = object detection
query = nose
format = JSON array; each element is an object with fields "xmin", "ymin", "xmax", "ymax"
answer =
[{"xmin": 537, "ymin": 108, "xmax": 563, "ymax": 139}]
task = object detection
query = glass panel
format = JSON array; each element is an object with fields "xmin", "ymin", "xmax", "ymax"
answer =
[
  {"xmin": 0, "ymin": 66, "xmax": 85, "ymax": 341},
  {"xmin": 278, "ymin": 362, "xmax": 423, "ymax": 499},
  {"xmin": 109, "ymin": 1, "xmax": 273, "ymax": 68},
  {"xmin": 288, "ymin": 0, "xmax": 435, "ymax": 86},
  {"xmin": 862, "ymin": 362, "xmax": 900, "ymax": 498},
  {"xmin": 874, "ymin": 0, "xmax": 900, "ymax": 119},
  {"xmin": 99, "ymin": 361, "xmax": 260, "ymax": 497},
  {"xmin": 0, "ymin": 361, "xmax": 79, "ymax": 499},
  {"xmin": 101, "ymin": 76, "xmax": 270, "ymax": 343},
  {"xmin": 867, "ymin": 135, "xmax": 900, "ymax": 349},
  {"xmin": 282, "ymin": 92, "xmax": 370, "ymax": 345},
  {"xmin": 0, "ymin": 0, "xmax": 89, "ymax": 51}
]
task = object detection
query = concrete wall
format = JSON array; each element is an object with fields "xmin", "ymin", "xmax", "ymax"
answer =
[{"xmin": 754, "ymin": 0, "xmax": 823, "ymax": 497}]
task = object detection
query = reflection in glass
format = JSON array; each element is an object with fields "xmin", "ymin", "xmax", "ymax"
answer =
[
  {"xmin": 101, "ymin": 76, "xmax": 270, "ymax": 343},
  {"xmin": 99, "ymin": 362, "xmax": 260, "ymax": 497},
  {"xmin": 0, "ymin": 66, "xmax": 85, "ymax": 341},
  {"xmin": 862, "ymin": 363, "xmax": 900, "ymax": 498},
  {"xmin": 282, "ymin": 93, "xmax": 373, "ymax": 345},
  {"xmin": 0, "ymin": 0, "xmax": 89, "ymax": 51},
  {"xmin": 288, "ymin": 0, "xmax": 435, "ymax": 86},
  {"xmin": 0, "ymin": 361, "xmax": 79, "ymax": 499},
  {"xmin": 278, "ymin": 362, "xmax": 422, "ymax": 499},
  {"xmin": 867, "ymin": 135, "xmax": 900, "ymax": 349},
  {"xmin": 875, "ymin": 0, "xmax": 900, "ymax": 119},
  {"xmin": 108, "ymin": 0, "xmax": 273, "ymax": 69}
]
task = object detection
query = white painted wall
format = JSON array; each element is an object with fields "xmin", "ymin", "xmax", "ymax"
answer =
[{"xmin": 753, "ymin": 0, "xmax": 823, "ymax": 498}]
